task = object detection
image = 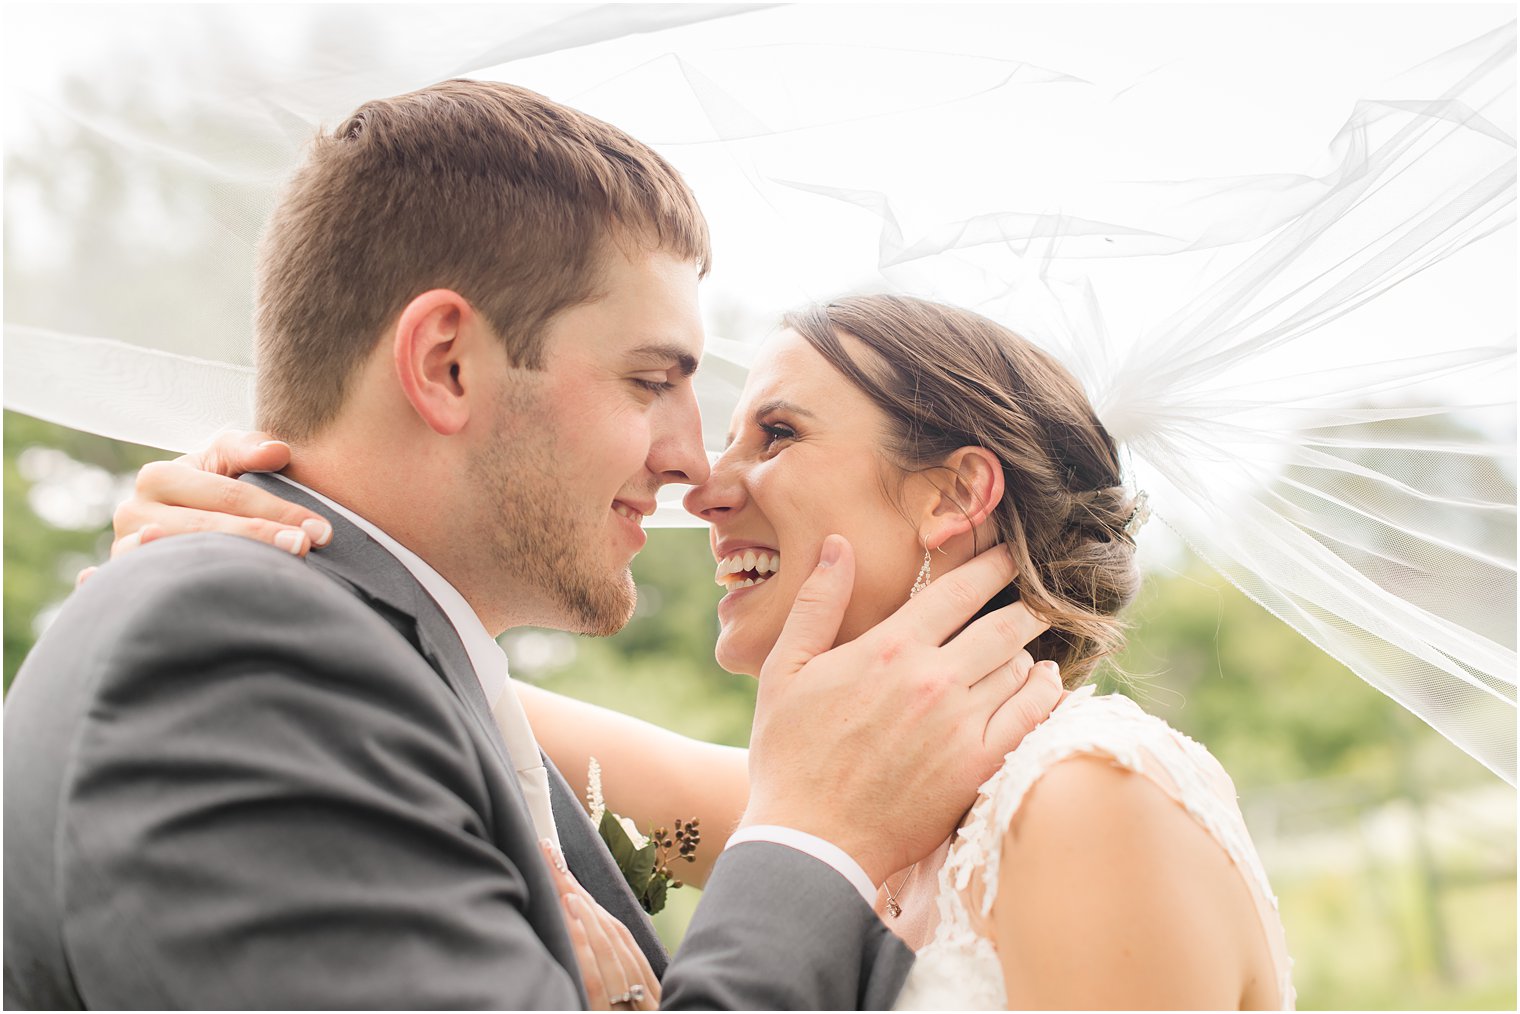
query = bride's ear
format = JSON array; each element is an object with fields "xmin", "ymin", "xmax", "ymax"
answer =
[{"xmin": 920, "ymin": 446, "xmax": 1005, "ymax": 551}]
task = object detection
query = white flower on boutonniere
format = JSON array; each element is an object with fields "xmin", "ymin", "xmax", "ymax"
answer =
[
  {"xmin": 618, "ymin": 815, "xmax": 649, "ymax": 851},
  {"xmin": 586, "ymin": 756, "xmax": 646, "ymax": 846},
  {"xmin": 585, "ymin": 757, "xmax": 702, "ymax": 915}
]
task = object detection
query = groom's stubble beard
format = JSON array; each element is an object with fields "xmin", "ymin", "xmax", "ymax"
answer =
[{"xmin": 471, "ymin": 403, "xmax": 638, "ymax": 638}]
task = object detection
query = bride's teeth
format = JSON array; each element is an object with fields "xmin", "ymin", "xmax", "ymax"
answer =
[{"xmin": 712, "ymin": 548, "xmax": 784, "ymax": 588}]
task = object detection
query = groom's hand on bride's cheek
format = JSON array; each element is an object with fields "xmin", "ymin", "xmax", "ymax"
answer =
[
  {"xmin": 744, "ymin": 536, "xmax": 1062, "ymax": 887},
  {"xmin": 79, "ymin": 429, "xmax": 333, "ymax": 585}
]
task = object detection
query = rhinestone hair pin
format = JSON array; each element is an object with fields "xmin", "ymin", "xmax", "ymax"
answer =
[{"xmin": 1123, "ymin": 489, "xmax": 1152, "ymax": 538}]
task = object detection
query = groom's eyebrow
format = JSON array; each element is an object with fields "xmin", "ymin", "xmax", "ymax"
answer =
[{"xmin": 629, "ymin": 343, "xmax": 700, "ymax": 378}]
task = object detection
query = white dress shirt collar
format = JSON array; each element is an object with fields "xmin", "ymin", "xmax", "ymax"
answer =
[{"xmin": 270, "ymin": 474, "xmax": 558, "ymax": 846}]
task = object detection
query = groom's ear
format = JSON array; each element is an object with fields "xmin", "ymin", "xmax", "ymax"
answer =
[
  {"xmin": 920, "ymin": 446, "xmax": 1005, "ymax": 551},
  {"xmin": 393, "ymin": 289, "xmax": 477, "ymax": 436}
]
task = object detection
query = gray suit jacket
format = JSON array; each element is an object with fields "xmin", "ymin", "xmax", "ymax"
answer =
[{"xmin": 4, "ymin": 473, "xmax": 912, "ymax": 1009}]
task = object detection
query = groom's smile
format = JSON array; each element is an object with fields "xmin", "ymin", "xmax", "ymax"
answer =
[{"xmin": 611, "ymin": 498, "xmax": 655, "ymax": 551}]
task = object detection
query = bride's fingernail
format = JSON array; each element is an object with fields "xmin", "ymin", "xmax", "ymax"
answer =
[
  {"xmin": 275, "ymin": 529, "xmax": 305, "ymax": 555},
  {"xmin": 301, "ymin": 519, "xmax": 333, "ymax": 547},
  {"xmin": 257, "ymin": 440, "xmax": 286, "ymax": 450},
  {"xmin": 540, "ymin": 837, "xmax": 568, "ymax": 873}
]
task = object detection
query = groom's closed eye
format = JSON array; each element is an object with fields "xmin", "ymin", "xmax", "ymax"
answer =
[
  {"xmin": 632, "ymin": 374, "xmax": 677, "ymax": 394},
  {"xmin": 626, "ymin": 343, "xmax": 700, "ymax": 396}
]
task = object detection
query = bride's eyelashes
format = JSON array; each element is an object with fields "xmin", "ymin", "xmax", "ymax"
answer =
[{"xmin": 759, "ymin": 422, "xmax": 796, "ymax": 451}]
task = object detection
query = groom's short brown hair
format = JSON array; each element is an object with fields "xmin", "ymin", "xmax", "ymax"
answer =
[{"xmin": 254, "ymin": 80, "xmax": 710, "ymax": 440}]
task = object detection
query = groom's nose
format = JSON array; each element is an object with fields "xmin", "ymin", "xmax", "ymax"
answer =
[{"xmin": 648, "ymin": 385, "xmax": 710, "ymax": 488}]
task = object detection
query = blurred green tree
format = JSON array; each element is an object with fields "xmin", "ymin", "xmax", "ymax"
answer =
[{"xmin": 3, "ymin": 413, "xmax": 162, "ymax": 689}]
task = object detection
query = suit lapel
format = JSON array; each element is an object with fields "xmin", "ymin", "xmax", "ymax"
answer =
[
  {"xmin": 239, "ymin": 472, "xmax": 663, "ymax": 982},
  {"xmin": 238, "ymin": 474, "xmax": 519, "ymax": 776},
  {"xmin": 545, "ymin": 756, "xmax": 670, "ymax": 976}
]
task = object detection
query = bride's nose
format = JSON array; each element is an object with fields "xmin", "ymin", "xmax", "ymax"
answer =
[{"xmin": 683, "ymin": 448, "xmax": 747, "ymax": 521}]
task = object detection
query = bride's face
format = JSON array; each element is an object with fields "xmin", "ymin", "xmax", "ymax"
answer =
[{"xmin": 683, "ymin": 328, "xmax": 926, "ymax": 676}]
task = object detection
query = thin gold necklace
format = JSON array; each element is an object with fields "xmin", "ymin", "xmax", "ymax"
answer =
[{"xmin": 883, "ymin": 862, "xmax": 919, "ymax": 918}]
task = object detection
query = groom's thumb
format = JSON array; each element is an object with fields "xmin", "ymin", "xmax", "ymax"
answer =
[{"xmin": 763, "ymin": 535, "xmax": 855, "ymax": 679}]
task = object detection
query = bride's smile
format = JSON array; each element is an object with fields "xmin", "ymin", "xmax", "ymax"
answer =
[
  {"xmin": 711, "ymin": 546, "xmax": 780, "ymax": 591},
  {"xmin": 711, "ymin": 541, "xmax": 782, "ymax": 626}
]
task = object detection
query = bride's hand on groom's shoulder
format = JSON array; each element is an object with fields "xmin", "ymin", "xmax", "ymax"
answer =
[
  {"xmin": 79, "ymin": 429, "xmax": 334, "ymax": 585},
  {"xmin": 745, "ymin": 536, "xmax": 1063, "ymax": 887}
]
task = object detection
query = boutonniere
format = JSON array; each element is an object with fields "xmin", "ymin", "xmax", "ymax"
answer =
[{"xmin": 586, "ymin": 757, "xmax": 701, "ymax": 915}]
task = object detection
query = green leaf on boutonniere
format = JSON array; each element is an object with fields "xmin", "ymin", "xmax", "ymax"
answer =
[
  {"xmin": 644, "ymin": 876, "xmax": 668, "ymax": 915},
  {"xmin": 588, "ymin": 761, "xmax": 702, "ymax": 916},
  {"xmin": 598, "ymin": 809, "xmax": 637, "ymax": 868},
  {"xmin": 626, "ymin": 841, "xmax": 657, "ymax": 897}
]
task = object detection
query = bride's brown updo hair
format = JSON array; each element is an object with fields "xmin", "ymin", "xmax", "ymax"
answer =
[{"xmin": 783, "ymin": 294, "xmax": 1142, "ymax": 687}]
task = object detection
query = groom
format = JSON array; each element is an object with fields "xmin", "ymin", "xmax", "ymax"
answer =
[{"xmin": 4, "ymin": 80, "xmax": 1056, "ymax": 1009}]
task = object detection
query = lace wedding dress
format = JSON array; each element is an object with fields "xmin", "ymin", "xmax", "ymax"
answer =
[{"xmin": 894, "ymin": 687, "xmax": 1295, "ymax": 1010}]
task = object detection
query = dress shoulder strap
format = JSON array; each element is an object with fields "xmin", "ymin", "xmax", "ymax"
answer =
[{"xmin": 933, "ymin": 687, "xmax": 1296, "ymax": 1008}]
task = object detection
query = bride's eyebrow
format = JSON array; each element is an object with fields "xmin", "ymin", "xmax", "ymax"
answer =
[{"xmin": 752, "ymin": 398, "xmax": 814, "ymax": 421}]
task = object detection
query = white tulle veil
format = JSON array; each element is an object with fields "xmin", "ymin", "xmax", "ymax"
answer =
[{"xmin": 4, "ymin": 5, "xmax": 1514, "ymax": 782}]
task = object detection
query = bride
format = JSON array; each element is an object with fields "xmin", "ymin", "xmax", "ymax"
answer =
[{"xmin": 109, "ymin": 292, "xmax": 1292, "ymax": 1009}]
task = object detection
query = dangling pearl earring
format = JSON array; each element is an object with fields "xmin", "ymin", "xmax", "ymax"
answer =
[{"xmin": 910, "ymin": 546, "xmax": 932, "ymax": 598}]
